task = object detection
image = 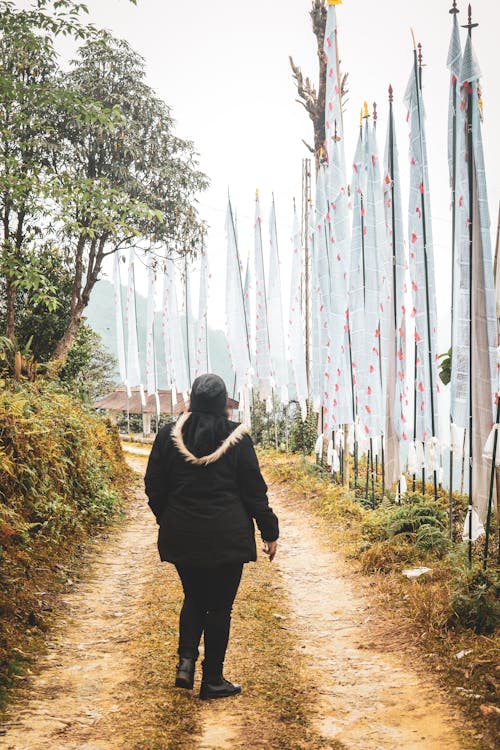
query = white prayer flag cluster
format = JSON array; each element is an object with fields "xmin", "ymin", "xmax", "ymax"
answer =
[
  {"xmin": 225, "ymin": 193, "xmax": 304, "ymax": 409},
  {"xmin": 112, "ymin": 247, "xmax": 211, "ymax": 410},
  {"xmin": 448, "ymin": 27, "xmax": 497, "ymax": 525},
  {"xmin": 110, "ymin": 1, "xmax": 498, "ymax": 529},
  {"xmin": 308, "ymin": 0, "xmax": 409, "ymax": 480}
]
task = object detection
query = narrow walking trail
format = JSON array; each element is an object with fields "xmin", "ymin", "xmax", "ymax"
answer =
[
  {"xmin": 2, "ymin": 449, "xmax": 470, "ymax": 750},
  {"xmin": 270, "ymin": 483, "xmax": 464, "ymax": 750},
  {"xmin": 3, "ymin": 455, "xmax": 158, "ymax": 750}
]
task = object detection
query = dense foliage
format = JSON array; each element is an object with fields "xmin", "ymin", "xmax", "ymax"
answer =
[
  {"xmin": 251, "ymin": 396, "xmax": 318, "ymax": 454},
  {"xmin": 58, "ymin": 323, "xmax": 117, "ymax": 402},
  {"xmin": 0, "ymin": 0, "xmax": 208, "ymax": 365},
  {"xmin": 0, "ymin": 381, "xmax": 131, "ymax": 702}
]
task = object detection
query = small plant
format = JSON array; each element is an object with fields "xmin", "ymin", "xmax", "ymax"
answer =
[
  {"xmin": 415, "ymin": 524, "xmax": 451, "ymax": 557},
  {"xmin": 449, "ymin": 565, "xmax": 500, "ymax": 634},
  {"xmin": 438, "ymin": 348, "xmax": 452, "ymax": 386},
  {"xmin": 359, "ymin": 538, "xmax": 419, "ymax": 574},
  {"xmin": 361, "ymin": 493, "xmax": 447, "ymax": 547},
  {"xmin": 387, "ymin": 496, "xmax": 447, "ymax": 539}
]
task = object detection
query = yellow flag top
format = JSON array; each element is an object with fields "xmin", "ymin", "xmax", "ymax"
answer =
[{"xmin": 327, "ymin": 0, "xmax": 343, "ymax": 5}]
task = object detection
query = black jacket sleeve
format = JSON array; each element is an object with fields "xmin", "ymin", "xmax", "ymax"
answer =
[
  {"xmin": 237, "ymin": 434, "xmax": 279, "ymax": 542},
  {"xmin": 144, "ymin": 426, "xmax": 171, "ymax": 523}
]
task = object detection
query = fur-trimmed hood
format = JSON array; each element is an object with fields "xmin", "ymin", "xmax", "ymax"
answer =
[{"xmin": 171, "ymin": 412, "xmax": 248, "ymax": 466}]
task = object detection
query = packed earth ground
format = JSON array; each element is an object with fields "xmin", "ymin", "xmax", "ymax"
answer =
[{"xmin": 2, "ymin": 445, "xmax": 498, "ymax": 750}]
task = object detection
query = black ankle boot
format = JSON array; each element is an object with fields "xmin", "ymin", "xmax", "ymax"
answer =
[
  {"xmin": 175, "ymin": 657, "xmax": 195, "ymax": 689},
  {"xmin": 199, "ymin": 676, "xmax": 241, "ymax": 700}
]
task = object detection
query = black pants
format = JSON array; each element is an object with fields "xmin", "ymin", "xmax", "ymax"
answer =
[{"xmin": 175, "ymin": 563, "xmax": 243, "ymax": 680}]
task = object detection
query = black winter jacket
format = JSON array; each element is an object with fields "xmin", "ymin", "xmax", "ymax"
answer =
[{"xmin": 144, "ymin": 413, "xmax": 279, "ymax": 567}]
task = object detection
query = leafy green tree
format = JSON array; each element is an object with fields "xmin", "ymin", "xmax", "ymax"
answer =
[
  {"xmin": 51, "ymin": 33, "xmax": 208, "ymax": 364},
  {"xmin": 288, "ymin": 401, "xmax": 318, "ymax": 455},
  {"xmin": 12, "ymin": 244, "xmax": 73, "ymax": 362},
  {"xmin": 0, "ymin": 1, "xmax": 206, "ymax": 369},
  {"xmin": 59, "ymin": 322, "xmax": 117, "ymax": 402},
  {"xmin": 0, "ymin": 0, "xmax": 108, "ymax": 338},
  {"xmin": 0, "ymin": 5, "xmax": 63, "ymax": 337}
]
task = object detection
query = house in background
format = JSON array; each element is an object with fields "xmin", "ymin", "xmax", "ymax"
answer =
[{"xmin": 94, "ymin": 386, "xmax": 239, "ymax": 437}]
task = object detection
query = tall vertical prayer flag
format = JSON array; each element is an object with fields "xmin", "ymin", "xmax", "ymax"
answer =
[
  {"xmin": 452, "ymin": 34, "xmax": 497, "ymax": 522},
  {"xmin": 313, "ymin": 164, "xmax": 332, "ymax": 423},
  {"xmin": 358, "ymin": 116, "xmax": 387, "ymax": 440},
  {"xmin": 254, "ymin": 193, "xmax": 273, "ymax": 385},
  {"xmin": 226, "ymin": 199, "xmax": 251, "ymax": 391},
  {"xmin": 309, "ymin": 203, "xmax": 322, "ymax": 411},
  {"xmin": 448, "ymin": 5, "xmax": 463, "ymax": 427},
  {"xmin": 323, "ymin": 1, "xmax": 351, "ymax": 429},
  {"xmin": 183, "ymin": 260, "xmax": 196, "ymax": 387},
  {"xmin": 323, "ymin": 0, "xmax": 345, "ymax": 174},
  {"xmin": 145, "ymin": 261, "xmax": 158, "ymax": 399},
  {"xmin": 125, "ymin": 250, "xmax": 143, "ymax": 400},
  {"xmin": 404, "ymin": 52, "xmax": 440, "ymax": 447},
  {"xmin": 383, "ymin": 88, "xmax": 408, "ymax": 485},
  {"xmin": 113, "ymin": 251, "xmax": 127, "ymax": 386},
  {"xmin": 162, "ymin": 257, "xmax": 189, "ymax": 399},
  {"xmin": 194, "ymin": 248, "xmax": 210, "ymax": 378},
  {"xmin": 348, "ymin": 130, "xmax": 367, "ymax": 432},
  {"xmin": 288, "ymin": 208, "xmax": 308, "ymax": 418},
  {"xmin": 267, "ymin": 199, "xmax": 288, "ymax": 402}
]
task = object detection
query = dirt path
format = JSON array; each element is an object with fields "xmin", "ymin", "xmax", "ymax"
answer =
[
  {"xmin": 270, "ymin": 482, "xmax": 465, "ymax": 750},
  {"xmin": 2, "ymin": 450, "xmax": 468, "ymax": 750},
  {"xmin": 2, "ymin": 455, "xmax": 158, "ymax": 750}
]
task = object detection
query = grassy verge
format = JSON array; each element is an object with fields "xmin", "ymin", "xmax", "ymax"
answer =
[
  {"xmin": 0, "ymin": 381, "xmax": 132, "ymax": 707},
  {"xmin": 261, "ymin": 450, "xmax": 500, "ymax": 750}
]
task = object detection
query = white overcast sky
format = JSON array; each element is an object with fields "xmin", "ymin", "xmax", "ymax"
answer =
[{"xmin": 52, "ymin": 0, "xmax": 500, "ymax": 345}]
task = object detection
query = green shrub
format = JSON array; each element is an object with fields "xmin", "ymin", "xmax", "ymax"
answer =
[
  {"xmin": 0, "ymin": 380, "xmax": 130, "ymax": 703},
  {"xmin": 449, "ymin": 565, "xmax": 500, "ymax": 634},
  {"xmin": 415, "ymin": 524, "xmax": 451, "ymax": 557},
  {"xmin": 361, "ymin": 494, "xmax": 447, "ymax": 545}
]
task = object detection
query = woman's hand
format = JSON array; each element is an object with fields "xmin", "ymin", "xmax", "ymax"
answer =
[{"xmin": 262, "ymin": 540, "xmax": 277, "ymax": 562}]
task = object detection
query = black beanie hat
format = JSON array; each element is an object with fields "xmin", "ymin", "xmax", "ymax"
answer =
[{"xmin": 189, "ymin": 373, "xmax": 228, "ymax": 416}]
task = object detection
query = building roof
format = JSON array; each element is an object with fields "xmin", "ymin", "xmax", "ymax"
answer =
[{"xmin": 94, "ymin": 387, "xmax": 239, "ymax": 415}]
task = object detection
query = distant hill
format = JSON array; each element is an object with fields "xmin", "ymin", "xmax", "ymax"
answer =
[{"xmin": 84, "ymin": 279, "xmax": 235, "ymax": 392}]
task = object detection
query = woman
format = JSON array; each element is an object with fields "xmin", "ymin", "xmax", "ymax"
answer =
[{"xmin": 144, "ymin": 373, "xmax": 279, "ymax": 700}]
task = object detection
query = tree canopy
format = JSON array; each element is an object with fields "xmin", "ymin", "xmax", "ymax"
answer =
[{"xmin": 0, "ymin": 0, "xmax": 208, "ymax": 368}]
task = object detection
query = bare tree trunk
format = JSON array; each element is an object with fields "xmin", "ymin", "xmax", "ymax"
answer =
[
  {"xmin": 4, "ymin": 277, "xmax": 16, "ymax": 339},
  {"xmin": 289, "ymin": 0, "xmax": 348, "ymax": 173},
  {"xmin": 3, "ymin": 210, "xmax": 26, "ymax": 340},
  {"xmin": 2, "ymin": 203, "xmax": 15, "ymax": 338},
  {"xmin": 51, "ymin": 302, "xmax": 86, "ymax": 365},
  {"xmin": 51, "ymin": 235, "xmax": 107, "ymax": 367}
]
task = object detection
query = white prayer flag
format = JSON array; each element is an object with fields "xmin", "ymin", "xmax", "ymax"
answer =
[
  {"xmin": 404, "ymin": 56, "xmax": 440, "ymax": 445},
  {"xmin": 254, "ymin": 194, "xmax": 273, "ymax": 385},
  {"xmin": 125, "ymin": 250, "xmax": 142, "ymax": 391},
  {"xmin": 194, "ymin": 249, "xmax": 210, "ymax": 378},
  {"xmin": 225, "ymin": 199, "xmax": 251, "ymax": 392},
  {"xmin": 267, "ymin": 200, "xmax": 288, "ymax": 401},
  {"xmin": 288, "ymin": 208, "xmax": 308, "ymax": 415},
  {"xmin": 162, "ymin": 257, "xmax": 189, "ymax": 397},
  {"xmin": 145, "ymin": 261, "xmax": 157, "ymax": 398},
  {"xmin": 113, "ymin": 252, "xmax": 127, "ymax": 386}
]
